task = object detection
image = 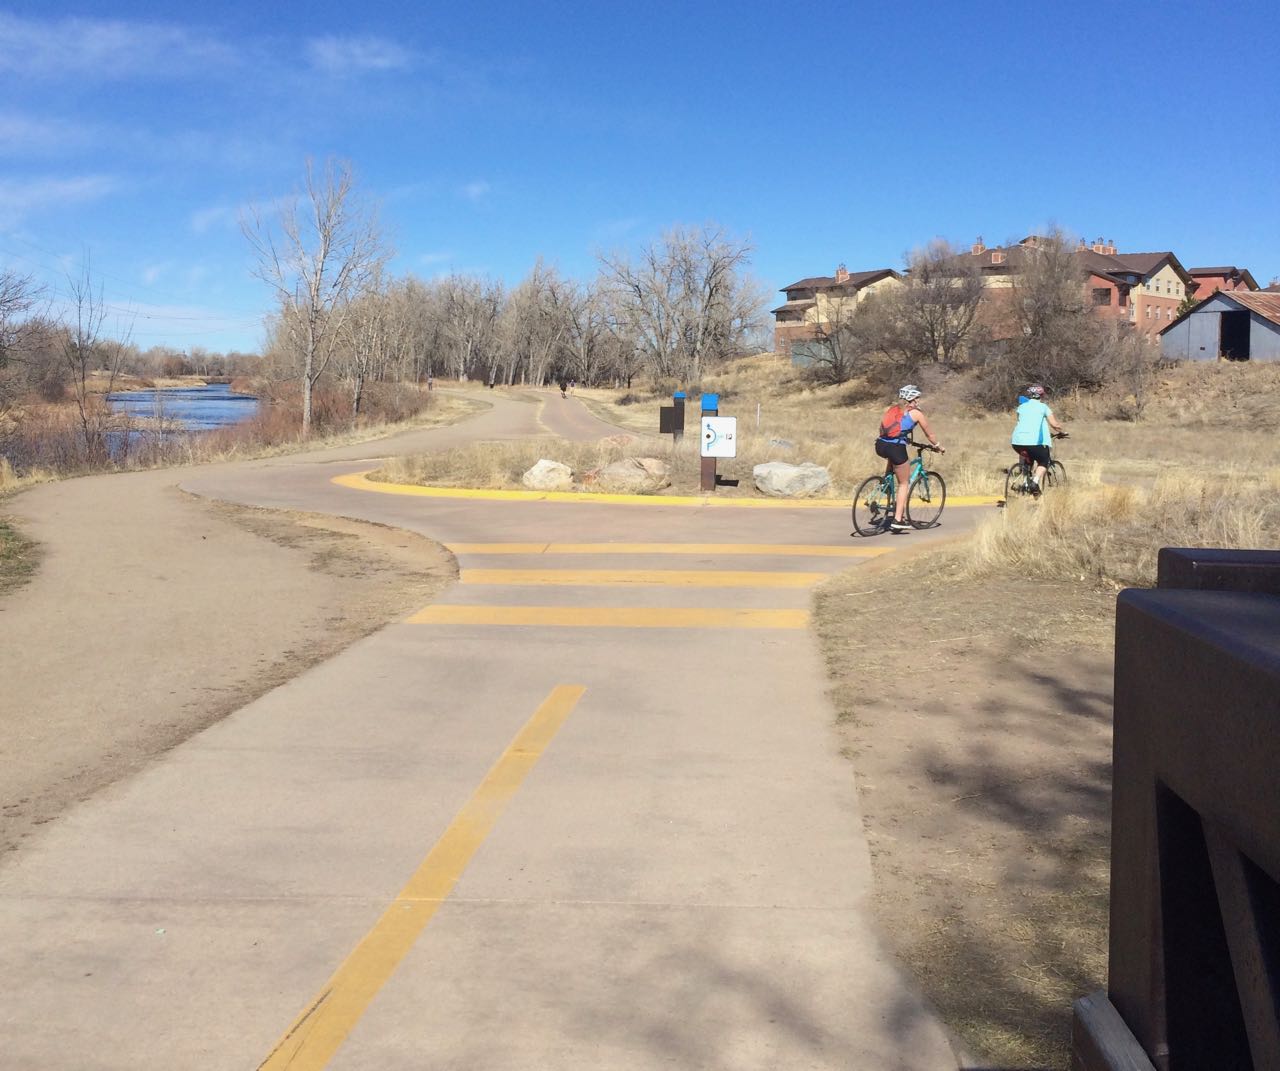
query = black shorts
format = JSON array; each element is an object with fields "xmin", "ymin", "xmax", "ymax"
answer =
[
  {"xmin": 1012, "ymin": 444, "xmax": 1052, "ymax": 467},
  {"xmin": 876, "ymin": 439, "xmax": 909, "ymax": 466}
]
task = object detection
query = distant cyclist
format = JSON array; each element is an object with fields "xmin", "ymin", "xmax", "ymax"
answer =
[
  {"xmin": 876, "ymin": 384, "xmax": 944, "ymax": 532},
  {"xmin": 1011, "ymin": 384, "xmax": 1065, "ymax": 494}
]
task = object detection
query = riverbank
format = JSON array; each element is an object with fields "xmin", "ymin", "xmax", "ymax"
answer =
[{"xmin": 0, "ymin": 387, "xmax": 485, "ymax": 497}]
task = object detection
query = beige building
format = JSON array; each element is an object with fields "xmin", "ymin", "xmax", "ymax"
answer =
[{"xmin": 771, "ymin": 265, "xmax": 901, "ymax": 355}]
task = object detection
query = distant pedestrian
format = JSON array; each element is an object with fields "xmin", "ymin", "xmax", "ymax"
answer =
[{"xmin": 427, "ymin": 374, "xmax": 435, "ymax": 391}]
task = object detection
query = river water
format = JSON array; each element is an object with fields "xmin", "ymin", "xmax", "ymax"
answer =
[{"xmin": 106, "ymin": 383, "xmax": 259, "ymax": 431}]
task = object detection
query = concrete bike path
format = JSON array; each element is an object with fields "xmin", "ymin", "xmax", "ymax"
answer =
[{"xmin": 0, "ymin": 392, "xmax": 971, "ymax": 1069}]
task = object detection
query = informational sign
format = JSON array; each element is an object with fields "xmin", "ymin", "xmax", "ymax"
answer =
[{"xmin": 701, "ymin": 416, "xmax": 737, "ymax": 458}]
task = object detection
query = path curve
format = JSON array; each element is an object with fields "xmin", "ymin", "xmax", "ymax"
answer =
[{"xmin": 1, "ymin": 391, "xmax": 969, "ymax": 1069}]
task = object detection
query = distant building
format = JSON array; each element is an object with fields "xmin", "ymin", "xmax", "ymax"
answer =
[
  {"xmin": 1186, "ymin": 266, "xmax": 1259, "ymax": 297},
  {"xmin": 1160, "ymin": 290, "xmax": 1280, "ymax": 362},
  {"xmin": 966, "ymin": 236, "xmax": 1194, "ymax": 338},
  {"xmin": 771, "ymin": 265, "xmax": 901, "ymax": 356}
]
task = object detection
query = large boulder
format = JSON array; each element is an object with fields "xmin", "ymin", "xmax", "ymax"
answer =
[
  {"xmin": 521, "ymin": 459, "xmax": 574, "ymax": 491},
  {"xmin": 752, "ymin": 461, "xmax": 831, "ymax": 498},
  {"xmin": 596, "ymin": 457, "xmax": 671, "ymax": 494}
]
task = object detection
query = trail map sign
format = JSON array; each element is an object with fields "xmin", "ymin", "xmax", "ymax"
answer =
[{"xmin": 701, "ymin": 416, "xmax": 737, "ymax": 458}]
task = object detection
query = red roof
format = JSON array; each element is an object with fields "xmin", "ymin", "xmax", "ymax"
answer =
[
  {"xmin": 1161, "ymin": 289, "xmax": 1280, "ymax": 335},
  {"xmin": 1227, "ymin": 290, "xmax": 1280, "ymax": 325}
]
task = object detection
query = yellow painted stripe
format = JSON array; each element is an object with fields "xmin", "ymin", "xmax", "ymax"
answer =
[
  {"xmin": 459, "ymin": 568, "xmax": 824, "ymax": 588},
  {"xmin": 332, "ymin": 471, "xmax": 1000, "ymax": 509},
  {"xmin": 407, "ymin": 606, "xmax": 809, "ymax": 629},
  {"xmin": 258, "ymin": 684, "xmax": 586, "ymax": 1071},
  {"xmin": 446, "ymin": 542, "xmax": 891, "ymax": 558}
]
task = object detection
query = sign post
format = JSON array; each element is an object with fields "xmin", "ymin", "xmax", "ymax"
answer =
[
  {"xmin": 659, "ymin": 390, "xmax": 686, "ymax": 443},
  {"xmin": 699, "ymin": 393, "xmax": 737, "ymax": 491}
]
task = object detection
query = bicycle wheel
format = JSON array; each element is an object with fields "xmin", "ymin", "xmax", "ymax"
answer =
[
  {"xmin": 1044, "ymin": 460, "xmax": 1066, "ymax": 489},
  {"xmin": 852, "ymin": 476, "xmax": 891, "ymax": 536},
  {"xmin": 1004, "ymin": 462, "xmax": 1030, "ymax": 503},
  {"xmin": 907, "ymin": 470, "xmax": 946, "ymax": 528}
]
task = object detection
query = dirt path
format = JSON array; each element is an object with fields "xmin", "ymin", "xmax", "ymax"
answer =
[{"xmin": 0, "ymin": 467, "xmax": 455, "ymax": 856}]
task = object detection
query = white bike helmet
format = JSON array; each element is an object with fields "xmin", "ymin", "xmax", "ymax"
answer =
[
  {"xmin": 898, "ymin": 384, "xmax": 922, "ymax": 402},
  {"xmin": 1026, "ymin": 384, "xmax": 1046, "ymax": 398}
]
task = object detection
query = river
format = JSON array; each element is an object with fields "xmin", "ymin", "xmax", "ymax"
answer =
[{"xmin": 106, "ymin": 383, "xmax": 259, "ymax": 432}]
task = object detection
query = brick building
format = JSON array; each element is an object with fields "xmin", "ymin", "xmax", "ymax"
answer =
[{"xmin": 770, "ymin": 265, "xmax": 900, "ymax": 355}]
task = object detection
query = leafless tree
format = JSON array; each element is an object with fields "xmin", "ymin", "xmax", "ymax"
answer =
[
  {"xmin": 1008, "ymin": 229, "xmax": 1103, "ymax": 392},
  {"xmin": 335, "ymin": 278, "xmax": 400, "ymax": 416},
  {"xmin": 439, "ymin": 275, "xmax": 503, "ymax": 381},
  {"xmin": 600, "ymin": 224, "xmax": 764, "ymax": 384},
  {"xmin": 0, "ymin": 270, "xmax": 48, "ymax": 413},
  {"xmin": 564, "ymin": 281, "xmax": 616, "ymax": 386},
  {"xmin": 896, "ymin": 240, "xmax": 985, "ymax": 366},
  {"xmin": 242, "ymin": 157, "xmax": 390, "ymax": 436},
  {"xmin": 500, "ymin": 261, "xmax": 572, "ymax": 386},
  {"xmin": 60, "ymin": 258, "xmax": 133, "ymax": 462}
]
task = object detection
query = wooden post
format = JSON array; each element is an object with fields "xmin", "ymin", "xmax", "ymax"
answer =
[{"xmin": 700, "ymin": 393, "xmax": 718, "ymax": 492}]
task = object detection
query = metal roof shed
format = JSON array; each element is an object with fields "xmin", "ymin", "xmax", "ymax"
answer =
[{"xmin": 1160, "ymin": 291, "xmax": 1280, "ymax": 362}]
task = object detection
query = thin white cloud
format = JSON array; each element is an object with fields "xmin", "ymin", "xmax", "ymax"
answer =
[
  {"xmin": 460, "ymin": 180, "xmax": 491, "ymax": 202},
  {"xmin": 190, "ymin": 197, "xmax": 285, "ymax": 235},
  {"xmin": 0, "ymin": 113, "xmax": 96, "ymax": 157},
  {"xmin": 306, "ymin": 35, "xmax": 412, "ymax": 74},
  {"xmin": 0, "ymin": 175, "xmax": 123, "ymax": 227},
  {"xmin": 0, "ymin": 13, "xmax": 237, "ymax": 80}
]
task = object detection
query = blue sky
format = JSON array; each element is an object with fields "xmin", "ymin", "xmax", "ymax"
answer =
[{"xmin": 2, "ymin": 1, "xmax": 1277, "ymax": 355}]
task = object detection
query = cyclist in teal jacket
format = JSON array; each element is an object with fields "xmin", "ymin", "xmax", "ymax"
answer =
[{"xmin": 1011, "ymin": 385, "xmax": 1065, "ymax": 494}]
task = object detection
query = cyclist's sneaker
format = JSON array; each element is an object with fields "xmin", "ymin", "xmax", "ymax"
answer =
[{"xmin": 888, "ymin": 518, "xmax": 910, "ymax": 532}]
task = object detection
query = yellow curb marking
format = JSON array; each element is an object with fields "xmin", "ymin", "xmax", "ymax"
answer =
[
  {"xmin": 446, "ymin": 542, "xmax": 891, "ymax": 558},
  {"xmin": 332, "ymin": 471, "xmax": 1000, "ymax": 509},
  {"xmin": 258, "ymin": 684, "xmax": 586, "ymax": 1071},
  {"xmin": 460, "ymin": 568, "xmax": 825, "ymax": 588},
  {"xmin": 407, "ymin": 606, "xmax": 809, "ymax": 629}
]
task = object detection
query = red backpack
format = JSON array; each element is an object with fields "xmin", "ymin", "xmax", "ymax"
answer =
[{"xmin": 879, "ymin": 404, "xmax": 906, "ymax": 440}]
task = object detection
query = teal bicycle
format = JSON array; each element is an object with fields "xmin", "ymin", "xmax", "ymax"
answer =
[{"xmin": 851, "ymin": 441, "xmax": 946, "ymax": 536}]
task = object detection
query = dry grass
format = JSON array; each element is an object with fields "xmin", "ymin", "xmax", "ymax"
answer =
[
  {"xmin": 375, "ymin": 435, "xmax": 678, "ymax": 492},
  {"xmin": 579, "ymin": 355, "xmax": 1280, "ymax": 500},
  {"xmin": 970, "ymin": 475, "xmax": 1280, "ymax": 589},
  {"xmin": 0, "ymin": 515, "xmax": 39, "ymax": 596}
]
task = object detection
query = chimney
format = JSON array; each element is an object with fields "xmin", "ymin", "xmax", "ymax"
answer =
[
  {"xmin": 1077, "ymin": 239, "xmax": 1087, "ymax": 252},
  {"xmin": 971, "ymin": 236, "xmax": 986, "ymax": 255},
  {"xmin": 1093, "ymin": 236, "xmax": 1107, "ymax": 254},
  {"xmin": 1107, "ymin": 239, "xmax": 1116, "ymax": 255},
  {"xmin": 834, "ymin": 263, "xmax": 850, "ymax": 283}
]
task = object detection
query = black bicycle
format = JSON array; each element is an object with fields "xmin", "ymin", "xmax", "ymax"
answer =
[
  {"xmin": 1003, "ymin": 433, "xmax": 1068, "ymax": 503},
  {"xmin": 852, "ymin": 442, "xmax": 946, "ymax": 536}
]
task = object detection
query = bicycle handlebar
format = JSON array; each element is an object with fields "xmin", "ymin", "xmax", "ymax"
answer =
[{"xmin": 1052, "ymin": 431, "xmax": 1069, "ymax": 440}]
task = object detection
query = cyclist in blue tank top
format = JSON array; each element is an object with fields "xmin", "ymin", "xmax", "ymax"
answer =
[
  {"xmin": 1011, "ymin": 384, "xmax": 1064, "ymax": 493},
  {"xmin": 875, "ymin": 384, "xmax": 944, "ymax": 532}
]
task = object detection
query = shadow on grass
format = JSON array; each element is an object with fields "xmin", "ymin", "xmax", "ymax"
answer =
[{"xmin": 816, "ymin": 571, "xmax": 1116, "ymax": 1069}]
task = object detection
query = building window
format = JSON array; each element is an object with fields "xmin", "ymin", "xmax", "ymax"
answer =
[
  {"xmin": 1092, "ymin": 288, "xmax": 1112, "ymax": 306},
  {"xmin": 1144, "ymin": 282, "xmax": 1151, "ymax": 291}
]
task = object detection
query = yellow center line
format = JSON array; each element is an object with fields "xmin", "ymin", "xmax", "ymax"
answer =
[
  {"xmin": 258, "ymin": 684, "xmax": 587, "ymax": 1071},
  {"xmin": 407, "ymin": 606, "xmax": 809, "ymax": 629},
  {"xmin": 446, "ymin": 542, "xmax": 891, "ymax": 558},
  {"xmin": 459, "ymin": 568, "xmax": 826, "ymax": 588}
]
